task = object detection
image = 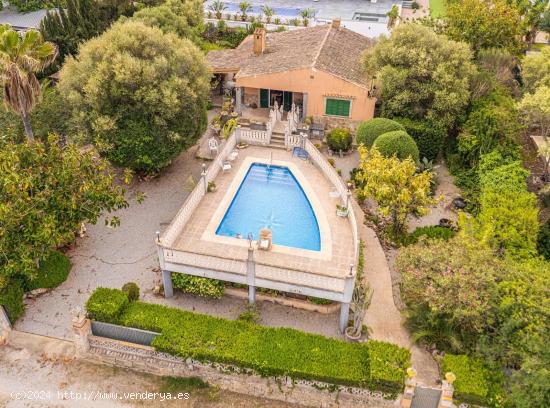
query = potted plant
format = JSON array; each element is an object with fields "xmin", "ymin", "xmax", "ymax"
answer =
[
  {"xmin": 326, "ymin": 128, "xmax": 352, "ymax": 157},
  {"xmin": 207, "ymin": 181, "xmax": 217, "ymax": 192},
  {"xmin": 345, "ymin": 281, "xmax": 373, "ymax": 341},
  {"xmin": 336, "ymin": 204, "xmax": 349, "ymax": 217}
]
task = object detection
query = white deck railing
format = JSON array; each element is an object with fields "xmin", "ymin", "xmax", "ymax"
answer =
[
  {"xmin": 161, "ymin": 131, "xmax": 237, "ymax": 248},
  {"xmin": 239, "ymin": 128, "xmax": 270, "ymax": 145},
  {"xmin": 304, "ymin": 139, "xmax": 360, "ymax": 263}
]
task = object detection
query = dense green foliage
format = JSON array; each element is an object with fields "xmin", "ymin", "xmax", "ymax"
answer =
[
  {"xmin": 121, "ymin": 282, "xmax": 140, "ymax": 301},
  {"xmin": 398, "ymin": 236, "xmax": 550, "ymax": 407},
  {"xmin": 86, "ymin": 287, "xmax": 130, "ymax": 322},
  {"xmin": 131, "ymin": 5, "xmax": 197, "ymax": 40},
  {"xmin": 522, "ymin": 47, "xmax": 550, "ymax": 93},
  {"xmin": 373, "ymin": 130, "xmax": 420, "ymax": 162},
  {"xmin": 393, "ymin": 118, "xmax": 445, "ymax": 161},
  {"xmin": 441, "ymin": 354, "xmax": 494, "ymax": 405},
  {"xmin": 444, "ymin": 0, "xmax": 524, "ymax": 56},
  {"xmin": 355, "ymin": 118, "xmax": 405, "ymax": 148},
  {"xmin": 356, "ymin": 147, "xmax": 436, "ymax": 236},
  {"xmin": 86, "ymin": 288, "xmax": 411, "ymax": 393},
  {"xmin": 326, "ymin": 128, "xmax": 352, "ymax": 152},
  {"xmin": 517, "ymin": 85, "xmax": 550, "ymax": 140},
  {"xmin": 58, "ymin": 20, "xmax": 211, "ymax": 174},
  {"xmin": 0, "ymin": 84, "xmax": 70, "ymax": 144},
  {"xmin": 468, "ymin": 151, "xmax": 539, "ymax": 258},
  {"xmin": 40, "ymin": 0, "xmax": 131, "ymax": 65},
  {"xmin": 0, "ymin": 137, "xmax": 128, "ymax": 297},
  {"xmin": 363, "ymin": 24, "xmax": 476, "ymax": 129},
  {"xmin": 172, "ymin": 274, "xmax": 225, "ymax": 298},
  {"xmin": 0, "ymin": 281, "xmax": 24, "ymax": 322},
  {"xmin": 537, "ymin": 218, "xmax": 550, "ymax": 259},
  {"xmin": 457, "ymin": 89, "xmax": 522, "ymax": 168},
  {"xmin": 26, "ymin": 251, "xmax": 71, "ymax": 291},
  {"xmin": 403, "ymin": 226, "xmax": 456, "ymax": 246}
]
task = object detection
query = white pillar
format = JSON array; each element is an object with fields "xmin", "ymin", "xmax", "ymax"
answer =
[
  {"xmin": 163, "ymin": 270, "xmax": 173, "ymax": 298},
  {"xmin": 339, "ymin": 303, "xmax": 350, "ymax": 333},
  {"xmin": 302, "ymin": 93, "xmax": 308, "ymax": 118},
  {"xmin": 340, "ymin": 271, "xmax": 355, "ymax": 333},
  {"xmin": 246, "ymin": 247, "xmax": 256, "ymax": 303}
]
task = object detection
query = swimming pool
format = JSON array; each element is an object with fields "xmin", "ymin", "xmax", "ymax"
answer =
[
  {"xmin": 216, "ymin": 163, "xmax": 321, "ymax": 251},
  {"xmin": 221, "ymin": 3, "xmax": 312, "ymax": 18}
]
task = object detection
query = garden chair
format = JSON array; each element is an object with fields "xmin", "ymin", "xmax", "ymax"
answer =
[
  {"xmin": 208, "ymin": 138, "xmax": 219, "ymax": 157},
  {"xmin": 221, "ymin": 161, "xmax": 232, "ymax": 172}
]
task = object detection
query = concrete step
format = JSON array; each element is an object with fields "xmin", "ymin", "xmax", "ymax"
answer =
[{"xmin": 269, "ymin": 144, "xmax": 287, "ymax": 150}]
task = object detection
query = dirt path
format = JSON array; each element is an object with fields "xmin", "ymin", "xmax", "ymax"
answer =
[{"xmin": 0, "ymin": 338, "xmax": 296, "ymax": 408}]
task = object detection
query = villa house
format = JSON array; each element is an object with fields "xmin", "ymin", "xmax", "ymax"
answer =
[{"xmin": 207, "ymin": 20, "xmax": 376, "ymax": 128}]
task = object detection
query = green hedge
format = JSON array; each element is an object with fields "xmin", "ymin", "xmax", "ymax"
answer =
[
  {"xmin": 0, "ymin": 281, "xmax": 25, "ymax": 322},
  {"xmin": 172, "ymin": 274, "xmax": 225, "ymax": 298},
  {"xmin": 85, "ymin": 288, "xmax": 410, "ymax": 394},
  {"xmin": 393, "ymin": 117, "xmax": 445, "ymax": 161},
  {"xmin": 373, "ymin": 130, "xmax": 419, "ymax": 162},
  {"xmin": 86, "ymin": 287, "xmax": 129, "ymax": 322},
  {"xmin": 355, "ymin": 118, "xmax": 405, "ymax": 148},
  {"xmin": 27, "ymin": 250, "xmax": 71, "ymax": 291},
  {"xmin": 442, "ymin": 354, "xmax": 492, "ymax": 406}
]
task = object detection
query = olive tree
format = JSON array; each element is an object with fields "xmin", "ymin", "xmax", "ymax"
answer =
[
  {"xmin": 363, "ymin": 24, "xmax": 476, "ymax": 129},
  {"xmin": 58, "ymin": 20, "xmax": 211, "ymax": 174}
]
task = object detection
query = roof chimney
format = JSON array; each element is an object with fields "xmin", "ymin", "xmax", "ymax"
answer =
[
  {"xmin": 253, "ymin": 28, "xmax": 266, "ymax": 55},
  {"xmin": 332, "ymin": 18, "xmax": 341, "ymax": 29}
]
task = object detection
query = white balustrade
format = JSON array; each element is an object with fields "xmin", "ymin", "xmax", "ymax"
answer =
[{"xmin": 304, "ymin": 140, "xmax": 359, "ymax": 263}]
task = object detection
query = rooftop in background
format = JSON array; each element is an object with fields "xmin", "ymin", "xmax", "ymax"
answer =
[
  {"xmin": 207, "ymin": 24, "xmax": 374, "ymax": 88},
  {"xmin": 0, "ymin": 8, "xmax": 51, "ymax": 31}
]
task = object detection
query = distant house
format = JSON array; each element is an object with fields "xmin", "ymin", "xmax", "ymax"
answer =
[
  {"xmin": 207, "ymin": 20, "xmax": 376, "ymax": 127},
  {"xmin": 0, "ymin": 8, "xmax": 50, "ymax": 31}
]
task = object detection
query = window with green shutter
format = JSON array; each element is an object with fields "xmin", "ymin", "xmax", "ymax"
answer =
[{"xmin": 325, "ymin": 98, "xmax": 351, "ymax": 117}]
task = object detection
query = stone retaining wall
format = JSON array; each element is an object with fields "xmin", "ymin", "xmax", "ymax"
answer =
[{"xmin": 74, "ymin": 316, "xmax": 396, "ymax": 408}]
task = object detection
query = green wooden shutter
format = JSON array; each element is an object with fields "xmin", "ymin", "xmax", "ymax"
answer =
[
  {"xmin": 325, "ymin": 99, "xmax": 350, "ymax": 117},
  {"xmin": 260, "ymin": 89, "xmax": 269, "ymax": 108}
]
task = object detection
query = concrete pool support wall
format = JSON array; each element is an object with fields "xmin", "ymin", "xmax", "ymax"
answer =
[{"xmin": 158, "ymin": 144, "xmax": 357, "ymax": 333}]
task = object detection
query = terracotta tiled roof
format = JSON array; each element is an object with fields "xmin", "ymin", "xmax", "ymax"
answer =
[{"xmin": 206, "ymin": 24, "xmax": 374, "ymax": 88}]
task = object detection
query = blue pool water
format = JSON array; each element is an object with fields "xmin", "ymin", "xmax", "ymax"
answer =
[
  {"xmin": 216, "ymin": 163, "xmax": 321, "ymax": 251},
  {"xmin": 222, "ymin": 3, "xmax": 311, "ymax": 17}
]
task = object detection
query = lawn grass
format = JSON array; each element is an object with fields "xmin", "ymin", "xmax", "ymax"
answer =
[
  {"xmin": 430, "ymin": 0, "xmax": 447, "ymax": 18},
  {"xmin": 27, "ymin": 250, "xmax": 71, "ymax": 290}
]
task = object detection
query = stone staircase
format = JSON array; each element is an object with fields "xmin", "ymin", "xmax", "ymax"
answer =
[{"xmin": 270, "ymin": 132, "xmax": 286, "ymax": 149}]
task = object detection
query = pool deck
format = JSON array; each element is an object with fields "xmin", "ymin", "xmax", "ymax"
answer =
[{"xmin": 169, "ymin": 145, "xmax": 355, "ymax": 293}]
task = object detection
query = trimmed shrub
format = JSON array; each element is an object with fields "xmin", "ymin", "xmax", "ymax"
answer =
[
  {"xmin": 86, "ymin": 289, "xmax": 410, "ymax": 394},
  {"xmin": 393, "ymin": 117, "xmax": 445, "ymax": 161},
  {"xmin": 27, "ymin": 250, "xmax": 71, "ymax": 291},
  {"xmin": 441, "ymin": 354, "xmax": 492, "ymax": 406},
  {"xmin": 85, "ymin": 287, "xmax": 129, "ymax": 322},
  {"xmin": 172, "ymin": 274, "xmax": 225, "ymax": 298},
  {"xmin": 122, "ymin": 282, "xmax": 140, "ymax": 301},
  {"xmin": 326, "ymin": 128, "xmax": 352, "ymax": 152},
  {"xmin": 0, "ymin": 281, "xmax": 25, "ymax": 322},
  {"xmin": 373, "ymin": 131, "xmax": 420, "ymax": 162},
  {"xmin": 355, "ymin": 118, "xmax": 405, "ymax": 148}
]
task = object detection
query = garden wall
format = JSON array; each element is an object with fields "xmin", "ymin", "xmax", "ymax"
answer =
[{"xmin": 74, "ymin": 316, "xmax": 396, "ymax": 408}]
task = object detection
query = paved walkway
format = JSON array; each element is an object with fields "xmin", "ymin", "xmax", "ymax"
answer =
[{"xmin": 357, "ymin": 201, "xmax": 440, "ymax": 386}]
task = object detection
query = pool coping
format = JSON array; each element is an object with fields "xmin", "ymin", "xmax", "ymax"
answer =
[{"xmin": 201, "ymin": 156, "xmax": 333, "ymax": 261}]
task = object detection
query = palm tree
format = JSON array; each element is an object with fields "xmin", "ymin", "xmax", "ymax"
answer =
[
  {"xmin": 238, "ymin": 1, "xmax": 252, "ymax": 22},
  {"xmin": 208, "ymin": 0, "xmax": 227, "ymax": 20},
  {"xmin": 262, "ymin": 5, "xmax": 274, "ymax": 23},
  {"xmin": 0, "ymin": 25, "xmax": 57, "ymax": 142},
  {"xmin": 300, "ymin": 8, "xmax": 313, "ymax": 27}
]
